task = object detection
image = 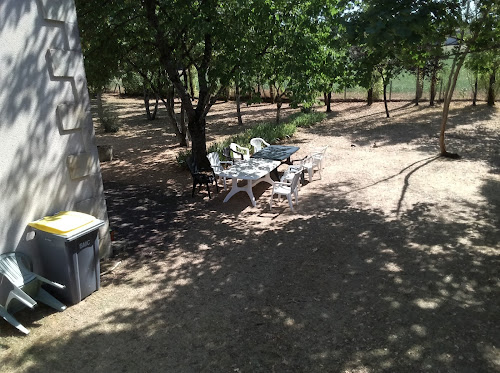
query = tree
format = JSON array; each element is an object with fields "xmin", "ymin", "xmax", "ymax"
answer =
[
  {"xmin": 467, "ymin": 50, "xmax": 499, "ymax": 106},
  {"xmin": 343, "ymin": 0, "xmax": 415, "ymax": 117},
  {"xmin": 76, "ymin": 0, "xmax": 281, "ymax": 165},
  {"xmin": 260, "ymin": 1, "xmax": 343, "ymax": 122},
  {"xmin": 438, "ymin": 0, "xmax": 500, "ymax": 157}
]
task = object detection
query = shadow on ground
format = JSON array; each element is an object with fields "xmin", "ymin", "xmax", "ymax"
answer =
[
  {"xmin": 2, "ymin": 101, "xmax": 498, "ymax": 373},
  {"xmin": 3, "ymin": 175, "xmax": 499, "ymax": 372}
]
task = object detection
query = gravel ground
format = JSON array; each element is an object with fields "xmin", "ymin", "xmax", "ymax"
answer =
[{"xmin": 1, "ymin": 97, "xmax": 499, "ymax": 373}]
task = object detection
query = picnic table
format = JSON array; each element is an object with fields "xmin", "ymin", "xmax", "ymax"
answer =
[
  {"xmin": 251, "ymin": 145, "xmax": 300, "ymax": 164},
  {"xmin": 219, "ymin": 158, "xmax": 281, "ymax": 206},
  {"xmin": 251, "ymin": 145, "xmax": 300, "ymax": 180}
]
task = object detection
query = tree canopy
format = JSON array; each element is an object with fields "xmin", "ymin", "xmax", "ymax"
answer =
[{"xmin": 75, "ymin": 0, "xmax": 500, "ymax": 162}]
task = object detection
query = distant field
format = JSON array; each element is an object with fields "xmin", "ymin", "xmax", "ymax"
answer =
[
  {"xmin": 110, "ymin": 60, "xmax": 492, "ymax": 104},
  {"xmin": 333, "ymin": 63, "xmax": 486, "ymax": 102}
]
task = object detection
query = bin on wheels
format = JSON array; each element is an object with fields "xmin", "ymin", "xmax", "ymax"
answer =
[{"xmin": 29, "ymin": 211, "xmax": 105, "ymax": 305}]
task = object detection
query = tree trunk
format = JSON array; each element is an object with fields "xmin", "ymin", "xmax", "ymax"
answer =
[
  {"xmin": 473, "ymin": 73, "xmax": 478, "ymax": 106},
  {"xmin": 180, "ymin": 101, "xmax": 185, "ymax": 131},
  {"xmin": 440, "ymin": 50, "xmax": 467, "ymax": 158},
  {"xmin": 439, "ymin": 18, "xmax": 479, "ymax": 158},
  {"xmin": 160, "ymin": 89, "xmax": 187, "ymax": 147},
  {"xmin": 487, "ymin": 69, "xmax": 496, "ymax": 106},
  {"xmin": 188, "ymin": 114, "xmax": 209, "ymax": 169},
  {"xmin": 182, "ymin": 68, "xmax": 188, "ymax": 90},
  {"xmin": 367, "ymin": 87, "xmax": 373, "ymax": 106},
  {"xmin": 144, "ymin": 89, "xmax": 158, "ymax": 120},
  {"xmin": 438, "ymin": 78, "xmax": 443, "ymax": 102},
  {"xmin": 326, "ymin": 92, "xmax": 332, "ymax": 112},
  {"xmin": 383, "ymin": 83, "xmax": 390, "ymax": 118},
  {"xmin": 236, "ymin": 82, "xmax": 243, "ymax": 125},
  {"xmin": 275, "ymin": 98, "xmax": 282, "ymax": 125},
  {"xmin": 415, "ymin": 67, "xmax": 423, "ymax": 106},
  {"xmin": 269, "ymin": 83, "xmax": 275, "ymax": 104},
  {"xmin": 179, "ymin": 100, "xmax": 189, "ymax": 141},
  {"xmin": 96, "ymin": 90, "xmax": 105, "ymax": 122},
  {"xmin": 188, "ymin": 66, "xmax": 195, "ymax": 100},
  {"xmin": 430, "ymin": 68, "xmax": 438, "ymax": 106}
]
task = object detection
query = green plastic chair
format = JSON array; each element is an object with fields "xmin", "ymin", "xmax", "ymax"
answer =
[{"xmin": 0, "ymin": 252, "xmax": 66, "ymax": 334}]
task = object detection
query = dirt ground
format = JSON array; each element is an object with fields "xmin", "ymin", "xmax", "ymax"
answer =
[{"xmin": 1, "ymin": 96, "xmax": 499, "ymax": 372}]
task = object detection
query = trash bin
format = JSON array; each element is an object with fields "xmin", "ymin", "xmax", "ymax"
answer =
[{"xmin": 28, "ymin": 211, "xmax": 104, "ymax": 305}]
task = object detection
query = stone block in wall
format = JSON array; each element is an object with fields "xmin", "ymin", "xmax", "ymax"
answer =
[
  {"xmin": 66, "ymin": 153, "xmax": 92, "ymax": 179},
  {"xmin": 57, "ymin": 103, "xmax": 88, "ymax": 131},
  {"xmin": 64, "ymin": 22, "xmax": 82, "ymax": 51},
  {"xmin": 40, "ymin": 0, "xmax": 77, "ymax": 23},
  {"xmin": 48, "ymin": 49, "xmax": 80, "ymax": 78}
]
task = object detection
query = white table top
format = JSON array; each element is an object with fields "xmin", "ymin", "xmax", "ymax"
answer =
[{"xmin": 219, "ymin": 158, "xmax": 281, "ymax": 180}]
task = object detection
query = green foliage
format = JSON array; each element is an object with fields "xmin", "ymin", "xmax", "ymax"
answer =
[
  {"xmin": 121, "ymin": 72, "xmax": 144, "ymax": 96},
  {"xmin": 176, "ymin": 111, "xmax": 326, "ymax": 168},
  {"xmin": 101, "ymin": 109, "xmax": 121, "ymax": 133}
]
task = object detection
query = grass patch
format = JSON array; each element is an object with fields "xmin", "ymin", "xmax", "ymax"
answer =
[{"xmin": 177, "ymin": 110, "xmax": 326, "ymax": 167}]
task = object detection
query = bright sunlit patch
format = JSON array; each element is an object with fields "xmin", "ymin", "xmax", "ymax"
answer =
[
  {"xmin": 393, "ymin": 276, "xmax": 404, "ymax": 284},
  {"xmin": 430, "ymin": 245, "xmax": 446, "ymax": 254},
  {"xmin": 370, "ymin": 348, "xmax": 390, "ymax": 357},
  {"xmin": 284, "ymin": 317, "xmax": 295, "ymax": 326},
  {"xmin": 391, "ymin": 300, "xmax": 401, "ymax": 309},
  {"xmin": 388, "ymin": 334, "xmax": 399, "ymax": 342},
  {"xmin": 480, "ymin": 344, "xmax": 500, "ymax": 368},
  {"xmin": 383, "ymin": 262, "xmax": 403, "ymax": 272},
  {"xmin": 437, "ymin": 353, "xmax": 453, "ymax": 363},
  {"xmin": 410, "ymin": 324, "xmax": 427, "ymax": 337},
  {"xmin": 406, "ymin": 345, "xmax": 424, "ymax": 360},
  {"xmin": 174, "ymin": 278, "xmax": 193, "ymax": 286},
  {"xmin": 413, "ymin": 298, "xmax": 441, "ymax": 309},
  {"xmin": 197, "ymin": 243, "xmax": 211, "ymax": 251}
]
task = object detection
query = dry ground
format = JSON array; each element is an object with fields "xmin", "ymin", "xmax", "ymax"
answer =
[{"xmin": 1, "ymin": 96, "xmax": 499, "ymax": 372}]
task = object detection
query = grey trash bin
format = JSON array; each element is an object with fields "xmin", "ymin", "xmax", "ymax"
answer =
[{"xmin": 29, "ymin": 211, "xmax": 104, "ymax": 305}]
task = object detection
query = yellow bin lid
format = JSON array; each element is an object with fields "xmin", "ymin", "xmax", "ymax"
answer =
[{"xmin": 29, "ymin": 211, "xmax": 96, "ymax": 235}]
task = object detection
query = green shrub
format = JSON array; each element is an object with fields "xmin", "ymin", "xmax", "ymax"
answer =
[
  {"xmin": 176, "ymin": 149, "xmax": 191, "ymax": 168},
  {"xmin": 288, "ymin": 111, "xmax": 326, "ymax": 128},
  {"xmin": 101, "ymin": 109, "xmax": 120, "ymax": 133},
  {"xmin": 175, "ymin": 110, "xmax": 325, "ymax": 167},
  {"xmin": 121, "ymin": 72, "xmax": 144, "ymax": 96}
]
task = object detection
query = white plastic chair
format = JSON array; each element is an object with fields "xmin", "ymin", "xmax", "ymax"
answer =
[
  {"xmin": 303, "ymin": 146, "xmax": 328, "ymax": 182},
  {"xmin": 229, "ymin": 143, "xmax": 250, "ymax": 161},
  {"xmin": 207, "ymin": 152, "xmax": 233, "ymax": 190},
  {"xmin": 269, "ymin": 170, "xmax": 301, "ymax": 211},
  {"xmin": 281, "ymin": 161, "xmax": 306, "ymax": 190},
  {"xmin": 250, "ymin": 137, "xmax": 270, "ymax": 153},
  {"xmin": 0, "ymin": 252, "xmax": 66, "ymax": 334}
]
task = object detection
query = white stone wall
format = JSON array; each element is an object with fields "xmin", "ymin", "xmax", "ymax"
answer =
[{"xmin": 0, "ymin": 0, "xmax": 111, "ymax": 257}]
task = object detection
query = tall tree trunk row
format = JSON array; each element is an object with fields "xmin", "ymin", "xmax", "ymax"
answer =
[{"xmin": 487, "ymin": 69, "xmax": 496, "ymax": 106}]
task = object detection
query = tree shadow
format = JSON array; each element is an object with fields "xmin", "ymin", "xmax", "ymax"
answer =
[
  {"xmin": 2, "ymin": 175, "xmax": 499, "ymax": 372},
  {"xmin": 306, "ymin": 102, "xmax": 499, "ymax": 170}
]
